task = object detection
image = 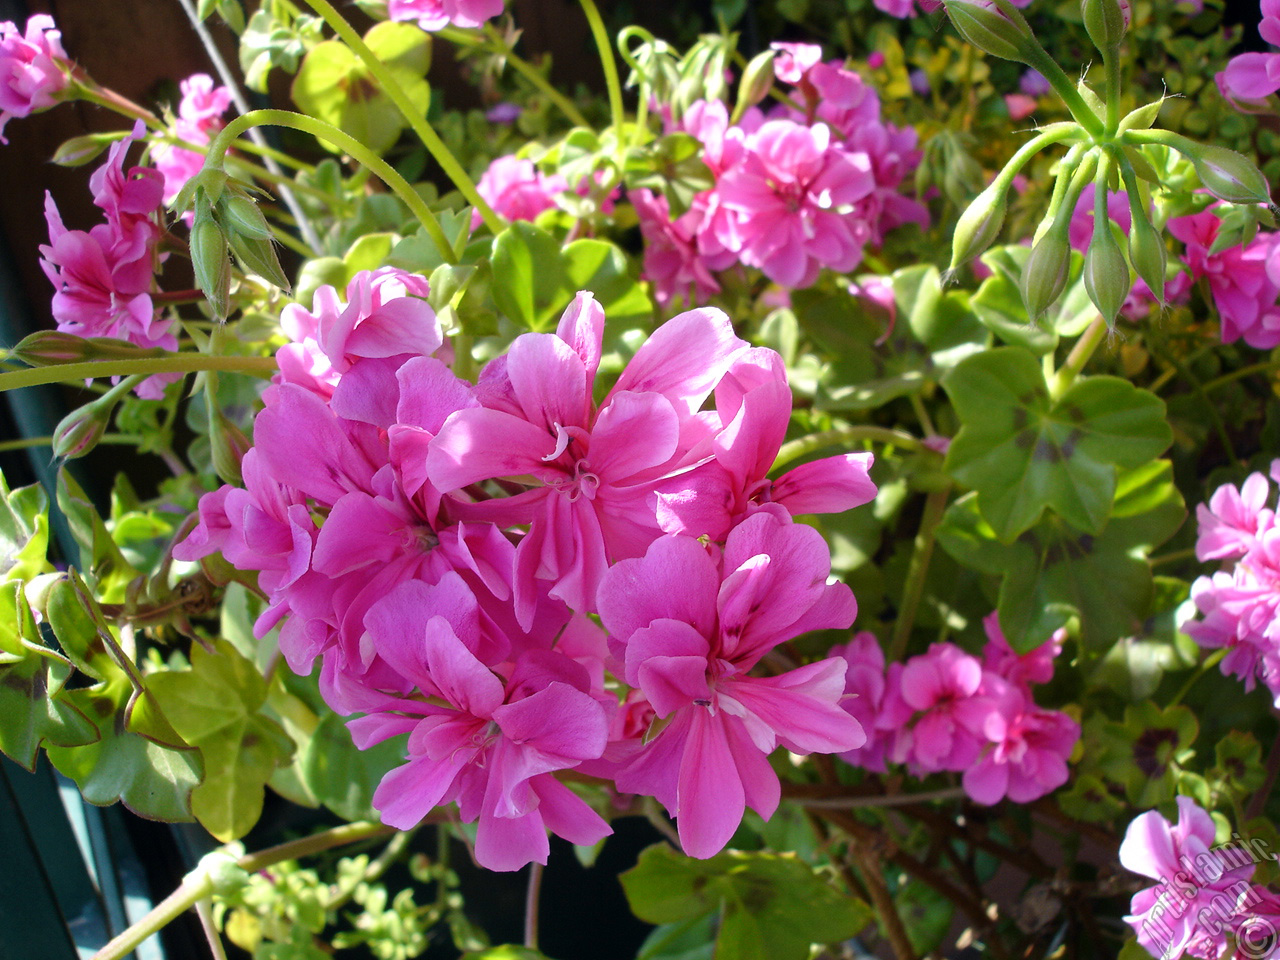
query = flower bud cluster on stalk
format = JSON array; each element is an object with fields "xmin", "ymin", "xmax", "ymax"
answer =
[{"xmin": 943, "ymin": 0, "xmax": 1275, "ymax": 326}]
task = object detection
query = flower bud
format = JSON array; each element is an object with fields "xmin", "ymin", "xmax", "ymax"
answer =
[
  {"xmin": 51, "ymin": 133, "xmax": 113, "ymax": 168},
  {"xmin": 217, "ymin": 192, "xmax": 273, "ymax": 241},
  {"xmin": 950, "ymin": 178, "xmax": 1009, "ymax": 270},
  {"xmin": 1083, "ymin": 219, "xmax": 1130, "ymax": 326},
  {"xmin": 208, "ymin": 407, "xmax": 250, "ymax": 486},
  {"xmin": 52, "ymin": 400, "xmax": 110, "ymax": 459},
  {"xmin": 1081, "ymin": 0, "xmax": 1130, "ymax": 52},
  {"xmin": 1021, "ymin": 228, "xmax": 1073, "ymax": 320},
  {"xmin": 1127, "ymin": 206, "xmax": 1166, "ymax": 306},
  {"xmin": 189, "ymin": 205, "xmax": 232, "ymax": 320},
  {"xmin": 9, "ymin": 330, "xmax": 100, "ymax": 365},
  {"xmin": 944, "ymin": 0, "xmax": 1033, "ymax": 64},
  {"xmin": 227, "ymin": 231, "xmax": 291, "ymax": 292},
  {"xmin": 733, "ymin": 49, "xmax": 776, "ymax": 123},
  {"xmin": 1190, "ymin": 144, "xmax": 1273, "ymax": 207}
]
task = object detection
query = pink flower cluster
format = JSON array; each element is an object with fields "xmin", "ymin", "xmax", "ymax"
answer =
[
  {"xmin": 1184, "ymin": 461, "xmax": 1280, "ymax": 703},
  {"xmin": 152, "ymin": 74, "xmax": 232, "ymax": 205},
  {"xmin": 830, "ymin": 614, "xmax": 1078, "ymax": 805},
  {"xmin": 387, "ymin": 0, "xmax": 504, "ymax": 31},
  {"xmin": 1167, "ymin": 207, "xmax": 1280, "ymax": 349},
  {"xmin": 473, "ymin": 155, "xmax": 566, "ymax": 228},
  {"xmin": 40, "ymin": 123, "xmax": 175, "ymax": 398},
  {"xmin": 633, "ymin": 44, "xmax": 927, "ymax": 305},
  {"xmin": 0, "ymin": 15, "xmax": 68, "ymax": 143},
  {"xmin": 1120, "ymin": 796, "xmax": 1280, "ymax": 960},
  {"xmin": 176, "ymin": 283, "xmax": 879, "ymax": 868}
]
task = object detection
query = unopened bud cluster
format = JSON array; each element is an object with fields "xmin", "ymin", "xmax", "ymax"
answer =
[{"xmin": 943, "ymin": 0, "xmax": 1275, "ymax": 325}]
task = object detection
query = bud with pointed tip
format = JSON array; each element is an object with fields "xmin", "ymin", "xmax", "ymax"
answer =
[
  {"xmin": 943, "ymin": 0, "xmax": 1033, "ymax": 64},
  {"xmin": 1081, "ymin": 0, "xmax": 1130, "ymax": 52},
  {"xmin": 733, "ymin": 49, "xmax": 776, "ymax": 123},
  {"xmin": 208, "ymin": 406, "xmax": 251, "ymax": 486},
  {"xmin": 1126, "ymin": 205, "xmax": 1166, "ymax": 307},
  {"xmin": 1190, "ymin": 144, "xmax": 1273, "ymax": 207},
  {"xmin": 51, "ymin": 403, "xmax": 109, "ymax": 460},
  {"xmin": 8, "ymin": 330, "xmax": 150, "ymax": 365},
  {"xmin": 190, "ymin": 202, "xmax": 232, "ymax": 320},
  {"xmin": 950, "ymin": 178, "xmax": 1010, "ymax": 271},
  {"xmin": 1083, "ymin": 218, "xmax": 1130, "ymax": 326},
  {"xmin": 1022, "ymin": 227, "xmax": 1074, "ymax": 321}
]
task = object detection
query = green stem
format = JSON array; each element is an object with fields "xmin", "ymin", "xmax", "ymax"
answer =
[
  {"xmin": 888, "ymin": 485, "xmax": 952, "ymax": 663},
  {"xmin": 579, "ymin": 0, "xmax": 626, "ymax": 156},
  {"xmin": 1167, "ymin": 649, "xmax": 1227, "ymax": 709},
  {"xmin": 92, "ymin": 822, "xmax": 397, "ymax": 960},
  {"xmin": 772, "ymin": 425, "xmax": 925, "ymax": 471},
  {"xmin": 68, "ymin": 72, "xmax": 163, "ymax": 129},
  {"xmin": 1050, "ymin": 315, "xmax": 1108, "ymax": 400},
  {"xmin": 0, "ymin": 433, "xmax": 142, "ymax": 453},
  {"xmin": 206, "ymin": 110, "xmax": 456, "ymax": 264},
  {"xmin": 1102, "ymin": 43, "xmax": 1121, "ymax": 135},
  {"xmin": 1201, "ymin": 360, "xmax": 1280, "ymax": 394},
  {"xmin": 297, "ymin": 0, "xmax": 502, "ymax": 233},
  {"xmin": 0, "ymin": 355, "xmax": 278, "ymax": 392},
  {"xmin": 448, "ymin": 24, "xmax": 590, "ymax": 127}
]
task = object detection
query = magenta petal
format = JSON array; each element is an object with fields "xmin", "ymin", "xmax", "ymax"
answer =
[
  {"xmin": 597, "ymin": 535, "xmax": 720, "ymax": 643},
  {"xmin": 726, "ymin": 659, "xmax": 866, "ymax": 754},
  {"xmin": 530, "ymin": 774, "xmax": 612, "ymax": 847},
  {"xmin": 962, "ymin": 755, "xmax": 1009, "ymax": 805},
  {"xmin": 722, "ymin": 713, "xmax": 780, "ymax": 821},
  {"xmin": 312, "ymin": 493, "xmax": 407, "ymax": 576},
  {"xmin": 255, "ymin": 384, "xmax": 377, "ymax": 502},
  {"xmin": 492, "ymin": 682, "xmax": 608, "ymax": 774},
  {"xmin": 395, "ymin": 355, "xmax": 477, "ymax": 433},
  {"xmin": 428, "ymin": 406, "xmax": 560, "ymax": 491},
  {"xmin": 771, "ymin": 452, "xmax": 877, "ymax": 516},
  {"xmin": 421, "ymin": 615, "xmax": 505, "ymax": 716},
  {"xmin": 610, "ymin": 307, "xmax": 748, "ymax": 416},
  {"xmin": 1224, "ymin": 53, "xmax": 1280, "ymax": 100},
  {"xmin": 676, "ymin": 709, "xmax": 745, "ymax": 859},
  {"xmin": 589, "ymin": 390, "xmax": 681, "ymax": 481},
  {"xmin": 555, "ymin": 291, "xmax": 605, "ymax": 385},
  {"xmin": 373, "ymin": 754, "xmax": 465, "ymax": 829},
  {"xmin": 506, "ymin": 331, "xmax": 591, "ymax": 430}
]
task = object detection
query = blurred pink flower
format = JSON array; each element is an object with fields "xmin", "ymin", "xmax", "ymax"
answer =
[
  {"xmin": 473, "ymin": 154, "xmax": 566, "ymax": 228},
  {"xmin": 1221, "ymin": 0, "xmax": 1280, "ymax": 100},
  {"xmin": 0, "ymin": 15, "xmax": 67, "ymax": 143},
  {"xmin": 388, "ymin": 0, "xmax": 504, "ymax": 30}
]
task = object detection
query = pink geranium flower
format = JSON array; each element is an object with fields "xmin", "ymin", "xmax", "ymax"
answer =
[
  {"xmin": 1195, "ymin": 467, "xmax": 1277, "ymax": 561},
  {"xmin": 473, "ymin": 154, "xmax": 566, "ymax": 228},
  {"xmin": 0, "ymin": 15, "xmax": 68, "ymax": 143},
  {"xmin": 1168, "ymin": 207, "xmax": 1280, "ymax": 349},
  {"xmin": 631, "ymin": 188, "xmax": 721, "ymax": 308},
  {"xmin": 387, "ymin": 0, "xmax": 504, "ymax": 30},
  {"xmin": 427, "ymin": 292, "xmax": 749, "ymax": 623},
  {"xmin": 1221, "ymin": 1, "xmax": 1280, "ymax": 101},
  {"xmin": 713, "ymin": 119, "xmax": 876, "ymax": 287},
  {"xmin": 349, "ymin": 575, "xmax": 611, "ymax": 871},
  {"xmin": 1120, "ymin": 797, "xmax": 1259, "ymax": 960},
  {"xmin": 597, "ymin": 509, "xmax": 864, "ymax": 858},
  {"xmin": 883, "ymin": 642, "xmax": 986, "ymax": 772},
  {"xmin": 153, "ymin": 74, "xmax": 232, "ymax": 204}
]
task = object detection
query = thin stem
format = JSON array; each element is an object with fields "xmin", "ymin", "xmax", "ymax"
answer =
[
  {"xmin": 1201, "ymin": 360, "xmax": 1280, "ymax": 394},
  {"xmin": 1050, "ymin": 315, "xmax": 1108, "ymax": 399},
  {"xmin": 451, "ymin": 24, "xmax": 590, "ymax": 127},
  {"xmin": 578, "ymin": 0, "xmax": 625, "ymax": 156},
  {"xmin": 1245, "ymin": 722, "xmax": 1280, "ymax": 820},
  {"xmin": 175, "ymin": 0, "xmax": 322, "ymax": 252},
  {"xmin": 851, "ymin": 841, "xmax": 916, "ymax": 960},
  {"xmin": 1167, "ymin": 648, "xmax": 1227, "ymax": 709},
  {"xmin": 1102, "ymin": 43, "xmax": 1121, "ymax": 135},
  {"xmin": 195, "ymin": 898, "xmax": 230, "ymax": 960},
  {"xmin": 297, "ymin": 0, "xmax": 502, "ymax": 232},
  {"xmin": 888, "ymin": 486, "xmax": 951, "ymax": 662},
  {"xmin": 206, "ymin": 110, "xmax": 456, "ymax": 264},
  {"xmin": 773, "ymin": 425, "xmax": 924, "ymax": 471},
  {"xmin": 524, "ymin": 861, "xmax": 543, "ymax": 950},
  {"xmin": 0, "ymin": 433, "xmax": 143, "ymax": 453},
  {"xmin": 0, "ymin": 355, "xmax": 278, "ymax": 392},
  {"xmin": 68, "ymin": 72, "xmax": 163, "ymax": 129}
]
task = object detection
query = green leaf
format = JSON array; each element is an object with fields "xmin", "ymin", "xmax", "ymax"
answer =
[
  {"xmin": 938, "ymin": 461, "xmax": 1184, "ymax": 651},
  {"xmin": 56, "ymin": 468, "xmax": 139, "ymax": 599},
  {"xmin": 489, "ymin": 222, "xmax": 652, "ymax": 331},
  {"xmin": 149, "ymin": 639, "xmax": 293, "ymax": 841},
  {"xmin": 291, "ymin": 22, "xmax": 430, "ymax": 155},
  {"xmin": 0, "ymin": 475, "xmax": 52, "ymax": 583},
  {"xmin": 943, "ymin": 347, "xmax": 1172, "ymax": 541},
  {"xmin": 637, "ymin": 914, "xmax": 716, "ymax": 960},
  {"xmin": 621, "ymin": 845, "xmax": 871, "ymax": 960},
  {"xmin": 0, "ymin": 581, "xmax": 98, "ymax": 769},
  {"xmin": 971, "ymin": 254, "xmax": 1058, "ymax": 355},
  {"xmin": 460, "ymin": 948, "xmax": 553, "ymax": 960},
  {"xmin": 299, "ymin": 711, "xmax": 404, "ymax": 822}
]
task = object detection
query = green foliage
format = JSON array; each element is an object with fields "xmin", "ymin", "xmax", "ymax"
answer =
[{"xmin": 621, "ymin": 844, "xmax": 872, "ymax": 960}]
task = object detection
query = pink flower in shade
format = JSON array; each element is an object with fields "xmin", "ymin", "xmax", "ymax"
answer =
[
  {"xmin": 1168, "ymin": 208, "xmax": 1280, "ymax": 349},
  {"xmin": 844, "ymin": 120, "xmax": 929, "ymax": 242},
  {"xmin": 427, "ymin": 292, "xmax": 750, "ymax": 624},
  {"xmin": 0, "ymin": 15, "xmax": 68, "ymax": 143},
  {"xmin": 348, "ymin": 575, "xmax": 611, "ymax": 871},
  {"xmin": 1004, "ymin": 94, "xmax": 1037, "ymax": 122},
  {"xmin": 152, "ymin": 74, "xmax": 232, "ymax": 205},
  {"xmin": 882, "ymin": 642, "xmax": 986, "ymax": 772},
  {"xmin": 472, "ymin": 154, "xmax": 566, "ymax": 228},
  {"xmin": 713, "ymin": 119, "xmax": 876, "ymax": 287},
  {"xmin": 1220, "ymin": 1, "xmax": 1280, "ymax": 101},
  {"xmin": 596, "ymin": 509, "xmax": 864, "ymax": 859},
  {"xmin": 980, "ymin": 612, "xmax": 1064, "ymax": 689},
  {"xmin": 831, "ymin": 632, "xmax": 888, "ymax": 772},
  {"xmin": 387, "ymin": 0, "xmax": 504, "ymax": 30},
  {"xmin": 956, "ymin": 674, "xmax": 1078, "ymax": 804},
  {"xmin": 873, "ymin": 0, "xmax": 921, "ymax": 16},
  {"xmin": 1120, "ymin": 797, "xmax": 1259, "ymax": 960},
  {"xmin": 769, "ymin": 42, "xmax": 823, "ymax": 85},
  {"xmin": 1195, "ymin": 467, "xmax": 1278, "ymax": 562},
  {"xmin": 631, "ymin": 188, "xmax": 721, "ymax": 308}
]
